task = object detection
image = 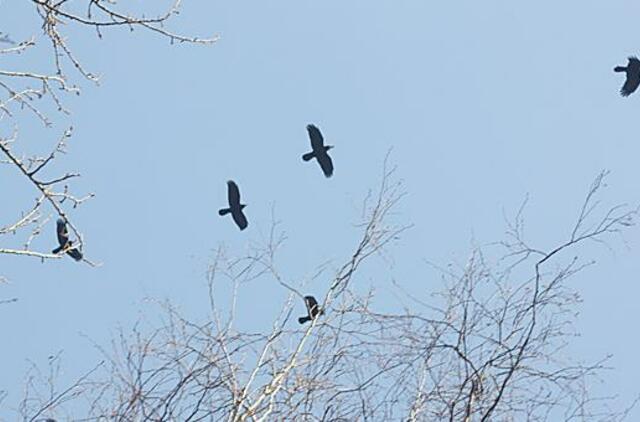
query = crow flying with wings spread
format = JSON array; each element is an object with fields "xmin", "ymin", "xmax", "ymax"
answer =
[
  {"xmin": 218, "ymin": 180, "xmax": 248, "ymax": 230},
  {"xmin": 302, "ymin": 124, "xmax": 334, "ymax": 178},
  {"xmin": 298, "ymin": 295, "xmax": 324, "ymax": 324},
  {"xmin": 614, "ymin": 56, "xmax": 640, "ymax": 97}
]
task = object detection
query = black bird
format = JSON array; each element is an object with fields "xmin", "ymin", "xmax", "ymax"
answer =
[
  {"xmin": 218, "ymin": 180, "xmax": 248, "ymax": 230},
  {"xmin": 298, "ymin": 295, "xmax": 324, "ymax": 324},
  {"xmin": 614, "ymin": 57, "xmax": 640, "ymax": 97},
  {"xmin": 302, "ymin": 124, "xmax": 334, "ymax": 178},
  {"xmin": 51, "ymin": 218, "xmax": 83, "ymax": 261}
]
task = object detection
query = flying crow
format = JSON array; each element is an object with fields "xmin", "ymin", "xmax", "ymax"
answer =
[
  {"xmin": 51, "ymin": 218, "xmax": 83, "ymax": 261},
  {"xmin": 218, "ymin": 180, "xmax": 248, "ymax": 230},
  {"xmin": 302, "ymin": 124, "xmax": 334, "ymax": 178},
  {"xmin": 298, "ymin": 295, "xmax": 324, "ymax": 324},
  {"xmin": 614, "ymin": 57, "xmax": 640, "ymax": 97}
]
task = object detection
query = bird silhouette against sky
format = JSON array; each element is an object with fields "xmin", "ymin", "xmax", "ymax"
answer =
[
  {"xmin": 51, "ymin": 218, "xmax": 83, "ymax": 261},
  {"xmin": 298, "ymin": 295, "xmax": 324, "ymax": 324},
  {"xmin": 218, "ymin": 180, "xmax": 248, "ymax": 230},
  {"xmin": 614, "ymin": 57, "xmax": 640, "ymax": 97},
  {"xmin": 302, "ymin": 124, "xmax": 334, "ymax": 178}
]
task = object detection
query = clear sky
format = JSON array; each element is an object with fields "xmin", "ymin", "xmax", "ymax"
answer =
[{"xmin": 1, "ymin": 1, "xmax": 639, "ymax": 418}]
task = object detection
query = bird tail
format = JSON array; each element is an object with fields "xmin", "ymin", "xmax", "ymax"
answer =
[
  {"xmin": 614, "ymin": 66, "xmax": 627, "ymax": 72},
  {"xmin": 218, "ymin": 208, "xmax": 231, "ymax": 216},
  {"xmin": 52, "ymin": 245, "xmax": 63, "ymax": 254},
  {"xmin": 302, "ymin": 152, "xmax": 315, "ymax": 161},
  {"xmin": 298, "ymin": 316, "xmax": 311, "ymax": 324}
]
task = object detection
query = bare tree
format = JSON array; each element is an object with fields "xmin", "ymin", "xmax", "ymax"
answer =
[
  {"xmin": 11, "ymin": 166, "xmax": 639, "ymax": 421},
  {"xmin": 0, "ymin": 1, "xmax": 216, "ymax": 270}
]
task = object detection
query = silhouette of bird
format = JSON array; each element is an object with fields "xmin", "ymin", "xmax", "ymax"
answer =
[
  {"xmin": 302, "ymin": 124, "xmax": 334, "ymax": 177},
  {"xmin": 218, "ymin": 180, "xmax": 248, "ymax": 230},
  {"xmin": 51, "ymin": 218, "xmax": 82, "ymax": 261},
  {"xmin": 614, "ymin": 57, "xmax": 640, "ymax": 97},
  {"xmin": 298, "ymin": 295, "xmax": 324, "ymax": 324}
]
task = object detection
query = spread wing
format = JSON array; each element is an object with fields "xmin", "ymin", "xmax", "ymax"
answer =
[
  {"xmin": 232, "ymin": 209, "xmax": 248, "ymax": 230},
  {"xmin": 227, "ymin": 180, "xmax": 241, "ymax": 207},
  {"xmin": 67, "ymin": 247, "xmax": 83, "ymax": 261},
  {"xmin": 621, "ymin": 57, "xmax": 640, "ymax": 96},
  {"xmin": 306, "ymin": 124, "xmax": 324, "ymax": 151},
  {"xmin": 56, "ymin": 218, "xmax": 69, "ymax": 246},
  {"xmin": 317, "ymin": 152, "xmax": 334, "ymax": 177},
  {"xmin": 304, "ymin": 296, "xmax": 319, "ymax": 314},
  {"xmin": 621, "ymin": 73, "xmax": 640, "ymax": 97}
]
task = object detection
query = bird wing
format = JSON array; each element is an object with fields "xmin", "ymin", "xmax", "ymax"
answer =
[
  {"xmin": 232, "ymin": 209, "xmax": 248, "ymax": 230},
  {"xmin": 621, "ymin": 57, "xmax": 640, "ymax": 96},
  {"xmin": 304, "ymin": 296, "xmax": 319, "ymax": 314},
  {"xmin": 317, "ymin": 152, "xmax": 334, "ymax": 177},
  {"xmin": 227, "ymin": 180, "xmax": 241, "ymax": 207},
  {"xmin": 621, "ymin": 71, "xmax": 640, "ymax": 96},
  {"xmin": 306, "ymin": 124, "xmax": 325, "ymax": 151},
  {"xmin": 56, "ymin": 219, "xmax": 69, "ymax": 246},
  {"xmin": 67, "ymin": 247, "xmax": 83, "ymax": 261}
]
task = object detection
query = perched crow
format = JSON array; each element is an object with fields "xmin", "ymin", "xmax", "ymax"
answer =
[
  {"xmin": 302, "ymin": 124, "xmax": 334, "ymax": 178},
  {"xmin": 51, "ymin": 218, "xmax": 82, "ymax": 261},
  {"xmin": 298, "ymin": 295, "xmax": 324, "ymax": 324},
  {"xmin": 614, "ymin": 57, "xmax": 640, "ymax": 97},
  {"xmin": 218, "ymin": 180, "xmax": 248, "ymax": 230}
]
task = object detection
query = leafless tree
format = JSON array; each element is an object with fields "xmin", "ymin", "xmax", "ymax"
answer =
[
  {"xmin": 0, "ymin": 1, "xmax": 216, "ymax": 271},
  {"xmin": 10, "ymin": 165, "xmax": 639, "ymax": 421}
]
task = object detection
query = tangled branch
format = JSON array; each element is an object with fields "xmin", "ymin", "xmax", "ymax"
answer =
[
  {"xmin": 11, "ymin": 169, "xmax": 637, "ymax": 421},
  {"xmin": 0, "ymin": 0, "xmax": 217, "ymax": 274}
]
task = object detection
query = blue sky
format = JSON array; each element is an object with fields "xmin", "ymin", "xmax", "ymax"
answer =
[{"xmin": 1, "ymin": 1, "xmax": 640, "ymax": 418}]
